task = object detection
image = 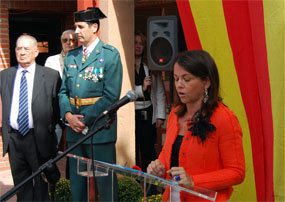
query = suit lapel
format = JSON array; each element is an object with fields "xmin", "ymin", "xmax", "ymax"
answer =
[
  {"xmin": 6, "ymin": 67, "xmax": 17, "ymax": 119},
  {"xmin": 74, "ymin": 46, "xmax": 83, "ymax": 71},
  {"xmin": 32, "ymin": 65, "xmax": 44, "ymax": 104},
  {"xmin": 7, "ymin": 66, "xmax": 17, "ymax": 98}
]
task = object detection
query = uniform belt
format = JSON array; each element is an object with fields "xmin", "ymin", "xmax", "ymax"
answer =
[{"xmin": 70, "ymin": 96, "xmax": 101, "ymax": 107}]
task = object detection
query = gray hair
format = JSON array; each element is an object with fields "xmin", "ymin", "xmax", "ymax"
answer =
[
  {"xmin": 16, "ymin": 34, "xmax": 38, "ymax": 50},
  {"xmin": 61, "ymin": 29, "xmax": 76, "ymax": 39}
]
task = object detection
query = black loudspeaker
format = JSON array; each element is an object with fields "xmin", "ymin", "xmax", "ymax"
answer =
[{"xmin": 147, "ymin": 16, "xmax": 177, "ymax": 71}]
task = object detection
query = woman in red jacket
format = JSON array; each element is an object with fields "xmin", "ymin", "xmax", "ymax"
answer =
[{"xmin": 147, "ymin": 50, "xmax": 245, "ymax": 201}]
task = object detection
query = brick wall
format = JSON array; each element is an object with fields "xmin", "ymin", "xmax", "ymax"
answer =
[
  {"xmin": 0, "ymin": 0, "xmax": 10, "ymax": 171},
  {"xmin": 0, "ymin": 0, "xmax": 10, "ymax": 71},
  {"xmin": 7, "ymin": 0, "xmax": 77, "ymax": 12}
]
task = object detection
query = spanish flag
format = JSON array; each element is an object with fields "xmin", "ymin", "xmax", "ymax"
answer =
[{"xmin": 176, "ymin": 0, "xmax": 284, "ymax": 201}]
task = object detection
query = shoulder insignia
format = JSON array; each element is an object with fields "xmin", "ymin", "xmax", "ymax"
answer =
[{"xmin": 103, "ymin": 44, "xmax": 116, "ymax": 51}]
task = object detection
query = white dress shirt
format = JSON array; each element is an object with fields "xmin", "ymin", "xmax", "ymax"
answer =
[
  {"xmin": 82, "ymin": 37, "xmax": 99, "ymax": 55},
  {"xmin": 10, "ymin": 63, "xmax": 35, "ymax": 130}
]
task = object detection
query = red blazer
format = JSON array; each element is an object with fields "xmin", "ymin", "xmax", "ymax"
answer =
[{"xmin": 158, "ymin": 102, "xmax": 245, "ymax": 201}]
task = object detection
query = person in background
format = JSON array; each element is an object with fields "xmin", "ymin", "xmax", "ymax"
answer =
[
  {"xmin": 59, "ymin": 7, "xmax": 123, "ymax": 201},
  {"xmin": 45, "ymin": 30, "xmax": 77, "ymax": 146},
  {"xmin": 134, "ymin": 31, "xmax": 166, "ymax": 173},
  {"xmin": 147, "ymin": 50, "xmax": 245, "ymax": 201},
  {"xmin": 45, "ymin": 29, "xmax": 77, "ymax": 78},
  {"xmin": 0, "ymin": 34, "xmax": 61, "ymax": 201}
]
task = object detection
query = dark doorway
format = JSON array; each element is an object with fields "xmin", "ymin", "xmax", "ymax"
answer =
[{"xmin": 9, "ymin": 12, "xmax": 62, "ymax": 66}]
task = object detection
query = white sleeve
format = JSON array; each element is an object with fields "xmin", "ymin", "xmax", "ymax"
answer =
[
  {"xmin": 135, "ymin": 84, "xmax": 144, "ymax": 98},
  {"xmin": 44, "ymin": 57, "xmax": 52, "ymax": 68}
]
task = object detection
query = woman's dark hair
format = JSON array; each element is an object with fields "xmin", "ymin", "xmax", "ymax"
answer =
[
  {"xmin": 174, "ymin": 50, "xmax": 222, "ymax": 141},
  {"xmin": 174, "ymin": 50, "xmax": 222, "ymax": 117}
]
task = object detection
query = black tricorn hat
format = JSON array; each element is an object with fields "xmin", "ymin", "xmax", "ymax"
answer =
[{"xmin": 74, "ymin": 7, "xmax": 107, "ymax": 22}]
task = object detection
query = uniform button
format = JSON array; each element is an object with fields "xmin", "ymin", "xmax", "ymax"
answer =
[
  {"xmin": 67, "ymin": 74, "xmax": 70, "ymax": 77},
  {"xmin": 182, "ymin": 153, "xmax": 185, "ymax": 155},
  {"xmin": 79, "ymin": 74, "xmax": 82, "ymax": 78},
  {"xmin": 186, "ymin": 137, "xmax": 189, "ymax": 140},
  {"xmin": 76, "ymin": 106, "xmax": 79, "ymax": 109},
  {"xmin": 76, "ymin": 84, "xmax": 80, "ymax": 88}
]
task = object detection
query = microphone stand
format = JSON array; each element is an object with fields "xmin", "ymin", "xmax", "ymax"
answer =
[{"xmin": 0, "ymin": 113, "xmax": 116, "ymax": 202}]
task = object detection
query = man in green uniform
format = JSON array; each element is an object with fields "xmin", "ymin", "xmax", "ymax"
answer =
[{"xmin": 58, "ymin": 7, "xmax": 122, "ymax": 201}]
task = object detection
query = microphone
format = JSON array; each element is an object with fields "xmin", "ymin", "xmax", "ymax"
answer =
[
  {"xmin": 102, "ymin": 90, "xmax": 137, "ymax": 116},
  {"xmin": 147, "ymin": 70, "xmax": 151, "ymax": 93}
]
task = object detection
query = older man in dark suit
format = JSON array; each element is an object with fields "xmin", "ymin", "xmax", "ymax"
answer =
[{"xmin": 0, "ymin": 34, "xmax": 61, "ymax": 201}]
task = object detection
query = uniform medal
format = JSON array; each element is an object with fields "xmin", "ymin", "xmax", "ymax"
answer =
[
  {"xmin": 98, "ymin": 67, "xmax": 104, "ymax": 79},
  {"xmin": 83, "ymin": 68, "xmax": 89, "ymax": 80}
]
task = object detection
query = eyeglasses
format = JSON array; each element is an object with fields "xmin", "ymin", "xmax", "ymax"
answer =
[{"xmin": 62, "ymin": 38, "xmax": 76, "ymax": 43}]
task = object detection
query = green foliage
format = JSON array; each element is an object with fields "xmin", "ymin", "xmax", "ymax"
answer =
[
  {"xmin": 118, "ymin": 177, "xmax": 144, "ymax": 202},
  {"xmin": 54, "ymin": 178, "xmax": 72, "ymax": 202},
  {"xmin": 141, "ymin": 194, "xmax": 163, "ymax": 202}
]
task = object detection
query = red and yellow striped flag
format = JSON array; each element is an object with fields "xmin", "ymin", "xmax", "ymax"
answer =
[{"xmin": 176, "ymin": 0, "xmax": 284, "ymax": 201}]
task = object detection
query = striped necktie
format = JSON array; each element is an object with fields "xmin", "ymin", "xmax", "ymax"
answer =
[{"xmin": 18, "ymin": 70, "xmax": 29, "ymax": 136}]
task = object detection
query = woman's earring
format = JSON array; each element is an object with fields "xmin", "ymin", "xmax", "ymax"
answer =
[{"xmin": 203, "ymin": 88, "xmax": 209, "ymax": 103}]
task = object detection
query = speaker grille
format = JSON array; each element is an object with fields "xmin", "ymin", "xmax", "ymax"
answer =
[{"xmin": 150, "ymin": 37, "xmax": 173, "ymax": 66}]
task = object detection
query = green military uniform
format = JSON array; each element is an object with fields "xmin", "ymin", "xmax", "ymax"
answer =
[{"xmin": 59, "ymin": 39, "xmax": 122, "ymax": 201}]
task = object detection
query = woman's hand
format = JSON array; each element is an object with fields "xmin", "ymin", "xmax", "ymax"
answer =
[
  {"xmin": 143, "ymin": 76, "xmax": 152, "ymax": 91},
  {"xmin": 167, "ymin": 167, "xmax": 194, "ymax": 188},
  {"xmin": 147, "ymin": 159, "xmax": 165, "ymax": 177}
]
